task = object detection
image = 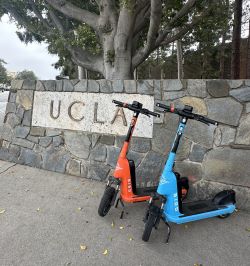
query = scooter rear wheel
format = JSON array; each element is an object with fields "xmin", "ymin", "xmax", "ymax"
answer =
[
  {"xmin": 98, "ymin": 186, "xmax": 116, "ymax": 217},
  {"xmin": 218, "ymin": 213, "xmax": 231, "ymax": 219},
  {"xmin": 142, "ymin": 213, "xmax": 156, "ymax": 242}
]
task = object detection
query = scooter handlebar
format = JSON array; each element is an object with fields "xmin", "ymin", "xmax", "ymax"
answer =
[
  {"xmin": 113, "ymin": 100, "xmax": 160, "ymax": 117},
  {"xmin": 156, "ymin": 102, "xmax": 218, "ymax": 126}
]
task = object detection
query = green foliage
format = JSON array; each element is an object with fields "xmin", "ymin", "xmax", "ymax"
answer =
[
  {"xmin": 0, "ymin": 59, "xmax": 11, "ymax": 85},
  {"xmin": 16, "ymin": 70, "xmax": 38, "ymax": 80}
]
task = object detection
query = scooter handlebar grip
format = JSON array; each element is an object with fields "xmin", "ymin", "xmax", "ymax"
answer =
[
  {"xmin": 202, "ymin": 116, "xmax": 218, "ymax": 126},
  {"xmin": 156, "ymin": 103, "xmax": 171, "ymax": 112},
  {"xmin": 147, "ymin": 110, "xmax": 160, "ymax": 117}
]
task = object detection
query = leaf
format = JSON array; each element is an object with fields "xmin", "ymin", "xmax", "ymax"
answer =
[
  {"xmin": 91, "ymin": 191, "xmax": 94, "ymax": 196},
  {"xmin": 80, "ymin": 244, "xmax": 87, "ymax": 251},
  {"xmin": 36, "ymin": 208, "xmax": 40, "ymax": 212},
  {"xmin": 119, "ymin": 226, "xmax": 124, "ymax": 230},
  {"xmin": 184, "ymin": 225, "xmax": 188, "ymax": 229},
  {"xmin": 245, "ymin": 228, "xmax": 250, "ymax": 232},
  {"xmin": 102, "ymin": 249, "xmax": 108, "ymax": 255},
  {"xmin": 111, "ymin": 221, "xmax": 115, "ymax": 227},
  {"xmin": 0, "ymin": 209, "xmax": 6, "ymax": 214},
  {"xmin": 77, "ymin": 207, "xmax": 82, "ymax": 211},
  {"xmin": 129, "ymin": 237, "xmax": 133, "ymax": 241}
]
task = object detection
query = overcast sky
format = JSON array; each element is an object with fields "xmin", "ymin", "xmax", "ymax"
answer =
[{"xmin": 0, "ymin": 15, "xmax": 60, "ymax": 80}]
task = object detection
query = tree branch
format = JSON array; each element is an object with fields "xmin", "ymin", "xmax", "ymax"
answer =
[
  {"xmin": 28, "ymin": 0, "xmax": 51, "ymax": 29},
  {"xmin": 45, "ymin": 0, "xmax": 99, "ymax": 31},
  {"xmin": 67, "ymin": 46, "xmax": 104, "ymax": 74},
  {"xmin": 156, "ymin": 0, "xmax": 197, "ymax": 45},
  {"xmin": 48, "ymin": 8, "xmax": 66, "ymax": 34}
]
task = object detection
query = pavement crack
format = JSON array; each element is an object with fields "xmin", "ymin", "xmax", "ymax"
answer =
[{"xmin": 0, "ymin": 163, "xmax": 17, "ymax": 174}]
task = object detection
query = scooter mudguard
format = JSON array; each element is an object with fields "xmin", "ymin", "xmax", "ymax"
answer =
[{"xmin": 212, "ymin": 190, "xmax": 236, "ymax": 205}]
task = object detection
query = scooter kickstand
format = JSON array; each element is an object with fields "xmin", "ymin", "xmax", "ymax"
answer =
[
  {"xmin": 163, "ymin": 219, "xmax": 171, "ymax": 244},
  {"xmin": 115, "ymin": 198, "xmax": 120, "ymax": 208},
  {"xmin": 120, "ymin": 199, "xmax": 125, "ymax": 219}
]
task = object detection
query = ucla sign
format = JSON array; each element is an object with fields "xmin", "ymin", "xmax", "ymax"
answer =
[{"xmin": 32, "ymin": 92, "xmax": 155, "ymax": 138}]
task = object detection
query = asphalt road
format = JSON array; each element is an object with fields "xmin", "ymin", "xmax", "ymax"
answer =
[{"xmin": 0, "ymin": 160, "xmax": 249, "ymax": 266}]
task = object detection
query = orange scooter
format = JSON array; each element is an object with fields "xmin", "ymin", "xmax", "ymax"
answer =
[{"xmin": 98, "ymin": 100, "xmax": 160, "ymax": 218}]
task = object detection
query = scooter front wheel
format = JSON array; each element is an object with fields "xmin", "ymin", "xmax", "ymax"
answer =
[
  {"xmin": 142, "ymin": 213, "xmax": 156, "ymax": 242},
  {"xmin": 218, "ymin": 213, "xmax": 231, "ymax": 219},
  {"xmin": 98, "ymin": 186, "xmax": 116, "ymax": 217}
]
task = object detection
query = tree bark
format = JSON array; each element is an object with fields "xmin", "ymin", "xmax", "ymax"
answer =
[
  {"xmin": 231, "ymin": 0, "xmax": 243, "ymax": 79},
  {"xmin": 176, "ymin": 39, "xmax": 184, "ymax": 79}
]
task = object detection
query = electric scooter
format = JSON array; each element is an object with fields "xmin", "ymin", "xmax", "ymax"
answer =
[
  {"xmin": 142, "ymin": 103, "xmax": 236, "ymax": 243},
  {"xmin": 98, "ymin": 100, "xmax": 189, "ymax": 219}
]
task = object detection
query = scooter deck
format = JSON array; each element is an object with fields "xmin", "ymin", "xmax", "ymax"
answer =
[
  {"xmin": 136, "ymin": 186, "xmax": 157, "ymax": 196},
  {"xmin": 181, "ymin": 199, "xmax": 226, "ymax": 216}
]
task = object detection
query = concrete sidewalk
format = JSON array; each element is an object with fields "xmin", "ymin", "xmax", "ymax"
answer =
[{"xmin": 0, "ymin": 160, "xmax": 249, "ymax": 266}]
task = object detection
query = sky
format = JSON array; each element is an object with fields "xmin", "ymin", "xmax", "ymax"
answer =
[{"xmin": 0, "ymin": 15, "xmax": 60, "ymax": 80}]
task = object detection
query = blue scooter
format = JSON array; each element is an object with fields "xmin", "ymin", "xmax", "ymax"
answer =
[{"xmin": 142, "ymin": 103, "xmax": 236, "ymax": 243}]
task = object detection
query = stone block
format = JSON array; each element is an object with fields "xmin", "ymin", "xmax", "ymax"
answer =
[
  {"xmin": 153, "ymin": 114, "xmax": 164, "ymax": 124},
  {"xmin": 30, "ymin": 127, "xmax": 45, "ymax": 136},
  {"xmin": 246, "ymin": 103, "xmax": 250, "ymax": 113},
  {"xmin": 163, "ymin": 90, "xmax": 186, "ymax": 101},
  {"xmin": 39, "ymin": 136, "xmax": 52, "ymax": 147},
  {"xmin": 88, "ymin": 80, "xmax": 100, "ymax": 92},
  {"xmin": 11, "ymin": 80, "xmax": 23, "ymax": 91},
  {"xmin": 189, "ymin": 144, "xmax": 207, "ymax": 162},
  {"xmin": 112, "ymin": 80, "xmax": 123, "ymax": 92},
  {"xmin": 99, "ymin": 79, "xmax": 112, "ymax": 93},
  {"xmin": 153, "ymin": 80, "xmax": 161, "ymax": 100},
  {"xmin": 90, "ymin": 144, "xmax": 107, "ymax": 162},
  {"xmin": 55, "ymin": 80, "xmax": 63, "ymax": 92},
  {"xmin": 205, "ymin": 97, "xmax": 243, "ymax": 126},
  {"xmin": 87, "ymin": 163, "xmax": 110, "ymax": 181},
  {"xmin": 137, "ymin": 80, "xmax": 154, "ymax": 95},
  {"xmin": 230, "ymin": 86, "xmax": 250, "ymax": 102},
  {"xmin": 64, "ymin": 131, "xmax": 91, "ymax": 159},
  {"xmin": 124, "ymin": 80, "xmax": 136, "ymax": 93},
  {"xmin": 179, "ymin": 96, "xmax": 207, "ymax": 115},
  {"xmin": 127, "ymin": 150, "xmax": 144, "ymax": 167},
  {"xmin": 53, "ymin": 136, "xmax": 64, "ymax": 146},
  {"xmin": 99, "ymin": 135, "xmax": 114, "ymax": 145},
  {"xmin": 16, "ymin": 90, "xmax": 33, "ymax": 110},
  {"xmin": 214, "ymin": 125, "xmax": 236, "ymax": 146},
  {"xmin": 187, "ymin": 79, "xmax": 207, "ymax": 98},
  {"xmin": 228, "ymin": 80, "xmax": 243, "ymax": 89},
  {"xmin": 91, "ymin": 134, "xmax": 100, "ymax": 148},
  {"xmin": 185, "ymin": 119, "xmax": 216, "ymax": 148},
  {"xmin": 176, "ymin": 137, "xmax": 192, "ymax": 161},
  {"xmin": 43, "ymin": 80, "xmax": 56, "ymax": 91},
  {"xmin": 0, "ymin": 124, "xmax": 13, "ymax": 142},
  {"xmin": 115, "ymin": 136, "xmax": 126, "ymax": 148},
  {"xmin": 107, "ymin": 146, "xmax": 120, "ymax": 167},
  {"xmin": 175, "ymin": 161, "xmax": 202, "ymax": 181},
  {"xmin": 63, "ymin": 80, "xmax": 74, "ymax": 92},
  {"xmin": 22, "ymin": 110, "xmax": 32, "ymax": 126},
  {"xmin": 136, "ymin": 151, "xmax": 165, "ymax": 186},
  {"xmin": 202, "ymin": 147, "xmax": 250, "ymax": 187},
  {"xmin": 235, "ymin": 114, "xmax": 250, "ymax": 145},
  {"xmin": 33, "ymin": 144, "xmax": 43, "ymax": 153},
  {"xmin": 152, "ymin": 124, "xmax": 176, "ymax": 154},
  {"xmin": 16, "ymin": 106, "xmax": 25, "ymax": 119},
  {"xmin": 130, "ymin": 137, "xmax": 151, "ymax": 153},
  {"xmin": 162, "ymin": 80, "xmax": 183, "ymax": 91},
  {"xmin": 22, "ymin": 80, "xmax": 36, "ymax": 90},
  {"xmin": 27, "ymin": 135, "xmax": 39, "ymax": 144},
  {"xmin": 42, "ymin": 146, "xmax": 70, "ymax": 173},
  {"xmin": 9, "ymin": 144, "xmax": 21, "ymax": 161},
  {"xmin": 66, "ymin": 159, "xmax": 81, "ymax": 176},
  {"xmin": 6, "ymin": 113, "xmax": 21, "ymax": 128},
  {"xmin": 74, "ymin": 79, "xmax": 88, "ymax": 92},
  {"xmin": 206, "ymin": 80, "xmax": 229, "ymax": 97},
  {"xmin": 13, "ymin": 138, "xmax": 34, "ymax": 149},
  {"xmin": 71, "ymin": 79, "xmax": 79, "ymax": 86},
  {"xmin": 19, "ymin": 148, "xmax": 41, "ymax": 168},
  {"xmin": 46, "ymin": 129, "xmax": 62, "ymax": 137},
  {"xmin": 81, "ymin": 161, "xmax": 89, "ymax": 178},
  {"xmin": 15, "ymin": 126, "xmax": 30, "ymax": 139},
  {"xmin": 9, "ymin": 92, "xmax": 17, "ymax": 103},
  {"xmin": 36, "ymin": 80, "xmax": 45, "ymax": 91},
  {"xmin": 6, "ymin": 102, "xmax": 16, "ymax": 113}
]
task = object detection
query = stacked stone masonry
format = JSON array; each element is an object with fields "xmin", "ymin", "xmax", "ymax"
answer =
[{"xmin": 0, "ymin": 79, "xmax": 250, "ymax": 211}]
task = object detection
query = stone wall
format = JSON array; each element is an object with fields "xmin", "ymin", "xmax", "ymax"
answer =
[{"xmin": 0, "ymin": 79, "xmax": 250, "ymax": 211}]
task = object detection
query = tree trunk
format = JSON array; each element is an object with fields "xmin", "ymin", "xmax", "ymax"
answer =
[
  {"xmin": 219, "ymin": 33, "xmax": 226, "ymax": 79},
  {"xmin": 176, "ymin": 39, "xmax": 184, "ymax": 79},
  {"xmin": 247, "ymin": 20, "xmax": 250, "ymax": 78},
  {"xmin": 231, "ymin": 0, "xmax": 243, "ymax": 79}
]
